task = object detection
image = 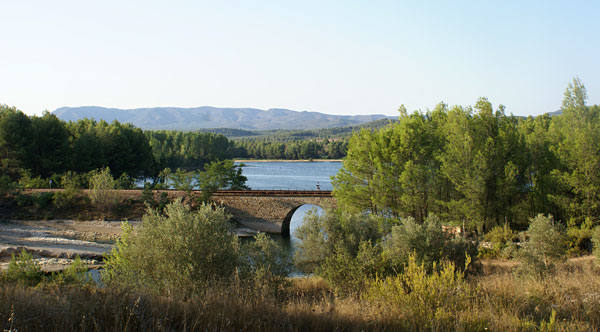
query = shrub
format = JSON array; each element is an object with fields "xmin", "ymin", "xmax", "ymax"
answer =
[
  {"xmin": 480, "ymin": 223, "xmax": 518, "ymax": 258},
  {"xmin": 566, "ymin": 217, "xmax": 594, "ymax": 256},
  {"xmin": 244, "ymin": 232, "xmax": 292, "ymax": 293},
  {"xmin": 52, "ymin": 256, "xmax": 91, "ymax": 285},
  {"xmin": 365, "ymin": 254, "xmax": 473, "ymax": 329},
  {"xmin": 53, "ymin": 172, "xmax": 84, "ymax": 210},
  {"xmin": 294, "ymin": 209, "xmax": 386, "ymax": 274},
  {"xmin": 2, "ymin": 250, "xmax": 44, "ymax": 286},
  {"xmin": 18, "ymin": 171, "xmax": 48, "ymax": 189},
  {"xmin": 103, "ymin": 200, "xmax": 242, "ymax": 296},
  {"xmin": 32, "ymin": 192, "xmax": 54, "ymax": 210},
  {"xmin": 382, "ymin": 215, "xmax": 478, "ymax": 274},
  {"xmin": 517, "ymin": 214, "xmax": 567, "ymax": 277},
  {"xmin": 88, "ymin": 167, "xmax": 118, "ymax": 210},
  {"xmin": 293, "ymin": 209, "xmax": 388, "ymax": 294},
  {"xmin": 116, "ymin": 173, "xmax": 134, "ymax": 189},
  {"xmin": 317, "ymin": 240, "xmax": 385, "ymax": 295},
  {"xmin": 53, "ymin": 188, "xmax": 80, "ymax": 210}
]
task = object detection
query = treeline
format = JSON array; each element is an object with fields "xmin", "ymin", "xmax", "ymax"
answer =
[
  {"xmin": 222, "ymin": 119, "xmax": 396, "ymax": 160},
  {"xmin": 334, "ymin": 78, "xmax": 600, "ymax": 230},
  {"xmin": 145, "ymin": 131, "xmax": 240, "ymax": 169},
  {"xmin": 233, "ymin": 139, "xmax": 347, "ymax": 159},
  {"xmin": 0, "ymin": 110, "xmax": 154, "ymax": 180},
  {"xmin": 0, "ymin": 107, "xmax": 244, "ymax": 187}
]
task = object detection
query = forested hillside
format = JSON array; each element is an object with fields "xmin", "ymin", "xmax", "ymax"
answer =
[{"xmin": 53, "ymin": 106, "xmax": 391, "ymax": 130}]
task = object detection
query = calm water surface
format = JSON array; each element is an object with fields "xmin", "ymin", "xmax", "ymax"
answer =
[{"xmin": 236, "ymin": 161, "xmax": 341, "ymax": 191}]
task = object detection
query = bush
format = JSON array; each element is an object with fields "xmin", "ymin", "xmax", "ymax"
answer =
[
  {"xmin": 382, "ymin": 215, "xmax": 478, "ymax": 274},
  {"xmin": 517, "ymin": 214, "xmax": 567, "ymax": 277},
  {"xmin": 479, "ymin": 223, "xmax": 518, "ymax": 258},
  {"xmin": 52, "ymin": 256, "xmax": 91, "ymax": 285},
  {"xmin": 103, "ymin": 200, "xmax": 287, "ymax": 296},
  {"xmin": 116, "ymin": 173, "xmax": 134, "ymax": 189},
  {"xmin": 566, "ymin": 217, "xmax": 594, "ymax": 256},
  {"xmin": 2, "ymin": 250, "xmax": 44, "ymax": 286},
  {"xmin": 33, "ymin": 192, "xmax": 54, "ymax": 210},
  {"xmin": 53, "ymin": 172, "xmax": 84, "ymax": 210},
  {"xmin": 53, "ymin": 187, "xmax": 81, "ymax": 210},
  {"xmin": 244, "ymin": 232, "xmax": 292, "ymax": 293},
  {"xmin": 294, "ymin": 209, "xmax": 386, "ymax": 274},
  {"xmin": 88, "ymin": 167, "xmax": 118, "ymax": 210},
  {"xmin": 365, "ymin": 254, "xmax": 473, "ymax": 329},
  {"xmin": 317, "ymin": 240, "xmax": 384, "ymax": 295},
  {"xmin": 294, "ymin": 210, "xmax": 478, "ymax": 294},
  {"xmin": 18, "ymin": 171, "xmax": 48, "ymax": 189}
]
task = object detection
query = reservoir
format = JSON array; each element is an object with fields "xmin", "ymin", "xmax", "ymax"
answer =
[{"xmin": 235, "ymin": 161, "xmax": 342, "ymax": 191}]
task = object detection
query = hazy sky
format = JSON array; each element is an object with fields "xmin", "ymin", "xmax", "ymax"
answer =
[{"xmin": 1, "ymin": 1, "xmax": 598, "ymax": 117}]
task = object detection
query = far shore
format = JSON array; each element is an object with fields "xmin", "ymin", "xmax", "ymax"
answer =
[{"xmin": 234, "ymin": 159, "xmax": 343, "ymax": 163}]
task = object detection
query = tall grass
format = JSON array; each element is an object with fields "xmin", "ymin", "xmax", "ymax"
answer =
[{"xmin": 1, "ymin": 258, "xmax": 599, "ymax": 331}]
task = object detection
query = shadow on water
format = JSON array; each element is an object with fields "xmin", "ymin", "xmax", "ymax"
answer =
[{"xmin": 269, "ymin": 204, "xmax": 324, "ymax": 277}]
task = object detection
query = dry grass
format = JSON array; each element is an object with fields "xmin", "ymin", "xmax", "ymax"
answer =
[{"xmin": 1, "ymin": 258, "xmax": 600, "ymax": 331}]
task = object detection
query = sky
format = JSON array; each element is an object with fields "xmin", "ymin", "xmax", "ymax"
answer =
[{"xmin": 1, "ymin": 1, "xmax": 598, "ymax": 117}]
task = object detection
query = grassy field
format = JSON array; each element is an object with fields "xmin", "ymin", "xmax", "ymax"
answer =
[{"xmin": 1, "ymin": 257, "xmax": 599, "ymax": 331}]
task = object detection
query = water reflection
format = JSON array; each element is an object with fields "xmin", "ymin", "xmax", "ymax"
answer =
[{"xmin": 274, "ymin": 204, "xmax": 324, "ymax": 277}]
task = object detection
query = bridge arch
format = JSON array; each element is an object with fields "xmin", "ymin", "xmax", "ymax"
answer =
[
  {"xmin": 209, "ymin": 190, "xmax": 336, "ymax": 234},
  {"xmin": 281, "ymin": 204, "xmax": 325, "ymax": 238}
]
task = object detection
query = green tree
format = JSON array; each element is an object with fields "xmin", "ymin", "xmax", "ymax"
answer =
[{"xmin": 549, "ymin": 78, "xmax": 600, "ymax": 225}]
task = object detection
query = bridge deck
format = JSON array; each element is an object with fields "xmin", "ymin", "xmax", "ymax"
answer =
[
  {"xmin": 24, "ymin": 189, "xmax": 333, "ymax": 197},
  {"xmin": 212, "ymin": 190, "xmax": 332, "ymax": 197}
]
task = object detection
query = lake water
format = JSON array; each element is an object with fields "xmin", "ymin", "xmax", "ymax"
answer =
[{"xmin": 236, "ymin": 161, "xmax": 342, "ymax": 191}]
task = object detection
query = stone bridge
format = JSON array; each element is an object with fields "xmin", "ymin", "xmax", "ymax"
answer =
[
  {"xmin": 22, "ymin": 189, "xmax": 336, "ymax": 237},
  {"xmin": 210, "ymin": 190, "xmax": 336, "ymax": 236}
]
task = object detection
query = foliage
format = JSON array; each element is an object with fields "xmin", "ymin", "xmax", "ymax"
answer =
[
  {"xmin": 146, "ymin": 130, "xmax": 236, "ymax": 170},
  {"xmin": 566, "ymin": 217, "xmax": 595, "ymax": 256},
  {"xmin": 382, "ymin": 215, "xmax": 478, "ymax": 273},
  {"xmin": 2, "ymin": 250, "xmax": 43, "ymax": 286},
  {"xmin": 479, "ymin": 223, "xmax": 518, "ymax": 258},
  {"xmin": 331, "ymin": 79, "xmax": 600, "ymax": 232},
  {"xmin": 52, "ymin": 256, "xmax": 91, "ymax": 285},
  {"xmin": 233, "ymin": 138, "xmax": 348, "ymax": 160},
  {"xmin": 365, "ymin": 254, "xmax": 472, "ymax": 328},
  {"xmin": 243, "ymin": 232, "xmax": 292, "ymax": 293},
  {"xmin": 169, "ymin": 168, "xmax": 196, "ymax": 192},
  {"xmin": 103, "ymin": 200, "xmax": 241, "ymax": 296},
  {"xmin": 293, "ymin": 209, "xmax": 388, "ymax": 294},
  {"xmin": 88, "ymin": 167, "xmax": 118, "ymax": 210},
  {"xmin": 517, "ymin": 214, "xmax": 567, "ymax": 277},
  {"xmin": 294, "ymin": 209, "xmax": 477, "ymax": 294},
  {"xmin": 17, "ymin": 170, "xmax": 48, "ymax": 189}
]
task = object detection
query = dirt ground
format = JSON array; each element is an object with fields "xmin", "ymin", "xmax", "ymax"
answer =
[
  {"xmin": 0, "ymin": 218, "xmax": 257, "ymax": 272},
  {"xmin": 0, "ymin": 219, "xmax": 137, "ymax": 271}
]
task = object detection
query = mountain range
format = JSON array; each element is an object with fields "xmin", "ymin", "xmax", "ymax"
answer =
[{"xmin": 53, "ymin": 106, "xmax": 393, "ymax": 130}]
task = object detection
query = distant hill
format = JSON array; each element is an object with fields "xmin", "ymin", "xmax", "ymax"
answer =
[
  {"xmin": 196, "ymin": 118, "xmax": 397, "ymax": 140},
  {"xmin": 53, "ymin": 106, "xmax": 393, "ymax": 130},
  {"xmin": 546, "ymin": 110, "xmax": 562, "ymax": 117}
]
